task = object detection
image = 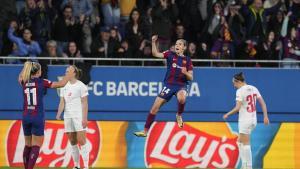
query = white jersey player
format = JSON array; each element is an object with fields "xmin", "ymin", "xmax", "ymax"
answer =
[
  {"xmin": 223, "ymin": 72, "xmax": 269, "ymax": 169},
  {"xmin": 56, "ymin": 65, "xmax": 89, "ymax": 169}
]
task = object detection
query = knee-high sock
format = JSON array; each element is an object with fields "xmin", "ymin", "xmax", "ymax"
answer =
[
  {"xmin": 80, "ymin": 143, "xmax": 90, "ymax": 168},
  {"xmin": 238, "ymin": 142, "xmax": 245, "ymax": 168},
  {"xmin": 243, "ymin": 145, "xmax": 252, "ymax": 169},
  {"xmin": 23, "ymin": 145, "xmax": 31, "ymax": 169},
  {"xmin": 177, "ymin": 103, "xmax": 185, "ymax": 115},
  {"xmin": 144, "ymin": 113, "xmax": 156, "ymax": 130},
  {"xmin": 27, "ymin": 145, "xmax": 40, "ymax": 169},
  {"xmin": 71, "ymin": 145, "xmax": 80, "ymax": 167}
]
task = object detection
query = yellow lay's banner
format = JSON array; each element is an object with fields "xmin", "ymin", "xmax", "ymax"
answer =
[
  {"xmin": 264, "ymin": 123, "xmax": 300, "ymax": 168},
  {"xmin": 0, "ymin": 120, "xmax": 127, "ymax": 168}
]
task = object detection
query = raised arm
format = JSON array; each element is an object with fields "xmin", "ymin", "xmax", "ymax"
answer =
[
  {"xmin": 50, "ymin": 72, "xmax": 71, "ymax": 88},
  {"xmin": 281, "ymin": 12, "xmax": 291, "ymax": 37},
  {"xmin": 56, "ymin": 97, "xmax": 65, "ymax": 120},
  {"xmin": 8, "ymin": 26, "xmax": 22, "ymax": 45},
  {"xmin": 151, "ymin": 35, "xmax": 164, "ymax": 58},
  {"xmin": 257, "ymin": 97, "xmax": 269, "ymax": 125}
]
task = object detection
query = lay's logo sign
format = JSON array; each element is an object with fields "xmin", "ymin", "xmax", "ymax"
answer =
[{"xmin": 145, "ymin": 122, "xmax": 239, "ymax": 168}]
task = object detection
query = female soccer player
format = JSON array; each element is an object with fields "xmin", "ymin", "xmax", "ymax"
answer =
[
  {"xmin": 19, "ymin": 61, "xmax": 71, "ymax": 169},
  {"xmin": 134, "ymin": 35, "xmax": 193, "ymax": 137},
  {"xmin": 56, "ymin": 65, "xmax": 89, "ymax": 169},
  {"xmin": 223, "ymin": 72, "xmax": 270, "ymax": 169}
]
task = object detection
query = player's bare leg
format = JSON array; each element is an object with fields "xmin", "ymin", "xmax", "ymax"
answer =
[
  {"xmin": 134, "ymin": 96, "xmax": 166, "ymax": 137},
  {"xmin": 176, "ymin": 90, "xmax": 187, "ymax": 128},
  {"xmin": 77, "ymin": 130, "xmax": 89, "ymax": 169},
  {"xmin": 67, "ymin": 132, "xmax": 80, "ymax": 169},
  {"xmin": 23, "ymin": 136, "xmax": 32, "ymax": 169},
  {"xmin": 27, "ymin": 135, "xmax": 43, "ymax": 169},
  {"xmin": 239, "ymin": 133, "xmax": 252, "ymax": 169}
]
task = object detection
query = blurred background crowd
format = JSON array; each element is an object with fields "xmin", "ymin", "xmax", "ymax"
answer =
[{"xmin": 0, "ymin": 0, "xmax": 300, "ymax": 71}]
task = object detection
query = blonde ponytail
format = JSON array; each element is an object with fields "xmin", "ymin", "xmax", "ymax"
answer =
[{"xmin": 21, "ymin": 61, "xmax": 33, "ymax": 83}]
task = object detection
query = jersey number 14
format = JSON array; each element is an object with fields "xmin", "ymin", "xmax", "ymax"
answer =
[{"xmin": 24, "ymin": 88, "xmax": 37, "ymax": 106}]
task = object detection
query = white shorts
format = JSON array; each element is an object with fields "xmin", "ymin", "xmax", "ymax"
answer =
[
  {"xmin": 64, "ymin": 118, "xmax": 86, "ymax": 132},
  {"xmin": 238, "ymin": 121, "xmax": 257, "ymax": 134}
]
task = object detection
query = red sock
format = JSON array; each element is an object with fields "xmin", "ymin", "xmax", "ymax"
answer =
[
  {"xmin": 23, "ymin": 145, "xmax": 31, "ymax": 169},
  {"xmin": 144, "ymin": 113, "xmax": 156, "ymax": 130},
  {"xmin": 27, "ymin": 145, "xmax": 40, "ymax": 169},
  {"xmin": 177, "ymin": 103, "xmax": 185, "ymax": 115}
]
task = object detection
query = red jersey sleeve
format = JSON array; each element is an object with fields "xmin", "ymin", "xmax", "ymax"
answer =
[
  {"xmin": 162, "ymin": 50, "xmax": 171, "ymax": 59},
  {"xmin": 187, "ymin": 58, "xmax": 193, "ymax": 71},
  {"xmin": 43, "ymin": 79, "xmax": 53, "ymax": 88}
]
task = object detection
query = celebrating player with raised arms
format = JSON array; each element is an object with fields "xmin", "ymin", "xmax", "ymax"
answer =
[
  {"xmin": 56, "ymin": 65, "xmax": 89, "ymax": 169},
  {"xmin": 134, "ymin": 35, "xmax": 193, "ymax": 137},
  {"xmin": 19, "ymin": 61, "xmax": 71, "ymax": 169},
  {"xmin": 223, "ymin": 72, "xmax": 270, "ymax": 169}
]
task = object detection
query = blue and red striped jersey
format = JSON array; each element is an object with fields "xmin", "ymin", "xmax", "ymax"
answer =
[
  {"xmin": 22, "ymin": 78, "xmax": 52, "ymax": 117},
  {"xmin": 163, "ymin": 50, "xmax": 193, "ymax": 86}
]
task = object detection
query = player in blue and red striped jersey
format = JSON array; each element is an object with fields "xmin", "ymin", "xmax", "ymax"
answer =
[
  {"xmin": 134, "ymin": 35, "xmax": 194, "ymax": 137},
  {"xmin": 19, "ymin": 61, "xmax": 71, "ymax": 169}
]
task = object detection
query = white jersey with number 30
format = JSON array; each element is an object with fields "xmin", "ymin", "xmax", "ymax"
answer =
[{"xmin": 236, "ymin": 85, "xmax": 261, "ymax": 123}]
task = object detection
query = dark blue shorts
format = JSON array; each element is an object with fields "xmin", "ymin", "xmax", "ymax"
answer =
[
  {"xmin": 22, "ymin": 116, "xmax": 45, "ymax": 136},
  {"xmin": 158, "ymin": 84, "xmax": 188, "ymax": 101}
]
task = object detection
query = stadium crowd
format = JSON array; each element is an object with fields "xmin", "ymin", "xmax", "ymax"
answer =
[{"xmin": 0, "ymin": 0, "xmax": 300, "ymax": 69}]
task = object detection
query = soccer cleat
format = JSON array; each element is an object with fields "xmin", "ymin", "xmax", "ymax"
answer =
[
  {"xmin": 134, "ymin": 131, "xmax": 147, "ymax": 137},
  {"xmin": 73, "ymin": 167, "xmax": 80, "ymax": 169},
  {"xmin": 176, "ymin": 114, "xmax": 184, "ymax": 128}
]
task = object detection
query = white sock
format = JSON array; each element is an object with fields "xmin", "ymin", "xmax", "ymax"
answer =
[
  {"xmin": 238, "ymin": 142, "xmax": 245, "ymax": 168},
  {"xmin": 242, "ymin": 145, "xmax": 252, "ymax": 169},
  {"xmin": 71, "ymin": 145, "xmax": 80, "ymax": 167},
  {"xmin": 80, "ymin": 143, "xmax": 90, "ymax": 168}
]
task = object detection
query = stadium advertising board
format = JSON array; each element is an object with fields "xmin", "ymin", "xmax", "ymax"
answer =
[
  {"xmin": 1, "ymin": 120, "xmax": 299, "ymax": 168},
  {"xmin": 1, "ymin": 66, "xmax": 300, "ymax": 114}
]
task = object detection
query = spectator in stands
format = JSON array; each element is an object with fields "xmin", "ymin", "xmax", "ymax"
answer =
[
  {"xmin": 16, "ymin": 0, "xmax": 26, "ymax": 15},
  {"xmin": 52, "ymin": 5, "xmax": 81, "ymax": 55},
  {"xmin": 110, "ymin": 26, "xmax": 121, "ymax": 48},
  {"xmin": 268, "ymin": 10, "xmax": 285, "ymax": 37},
  {"xmin": 31, "ymin": 0, "xmax": 52, "ymax": 49},
  {"xmin": 210, "ymin": 23, "xmax": 234, "ymax": 67},
  {"xmin": 172, "ymin": 23, "xmax": 189, "ymax": 44},
  {"xmin": 6, "ymin": 43, "xmax": 21, "ymax": 64},
  {"xmin": 110, "ymin": 26, "xmax": 122, "ymax": 41},
  {"xmin": 241, "ymin": 0, "xmax": 282, "ymax": 43},
  {"xmin": 61, "ymin": 0, "xmax": 93, "ymax": 19},
  {"xmin": 281, "ymin": 11, "xmax": 300, "ymax": 68},
  {"xmin": 63, "ymin": 41, "xmax": 83, "ymax": 64},
  {"xmin": 40, "ymin": 40, "xmax": 65, "ymax": 65},
  {"xmin": 125, "ymin": 8, "xmax": 150, "ymax": 57},
  {"xmin": 101, "ymin": 0, "xmax": 120, "ymax": 27},
  {"xmin": 258, "ymin": 31, "xmax": 281, "ymax": 67},
  {"xmin": 175, "ymin": 0, "xmax": 203, "ymax": 42},
  {"xmin": 117, "ymin": 39, "xmax": 133, "ymax": 59},
  {"xmin": 187, "ymin": 42, "xmax": 198, "ymax": 58},
  {"xmin": 19, "ymin": 0, "xmax": 38, "ymax": 31},
  {"xmin": 39, "ymin": 40, "xmax": 65, "ymax": 81},
  {"xmin": 200, "ymin": 2, "xmax": 225, "ymax": 50},
  {"xmin": 227, "ymin": 3, "xmax": 245, "ymax": 42},
  {"xmin": 7, "ymin": 21, "xmax": 41, "ymax": 59},
  {"xmin": 120, "ymin": 0, "xmax": 136, "ymax": 21},
  {"xmin": 0, "ymin": 0, "xmax": 18, "ymax": 56},
  {"xmin": 152, "ymin": 0, "xmax": 178, "ymax": 51},
  {"xmin": 61, "ymin": 0, "xmax": 93, "ymax": 54},
  {"xmin": 91, "ymin": 26, "xmax": 118, "ymax": 58}
]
